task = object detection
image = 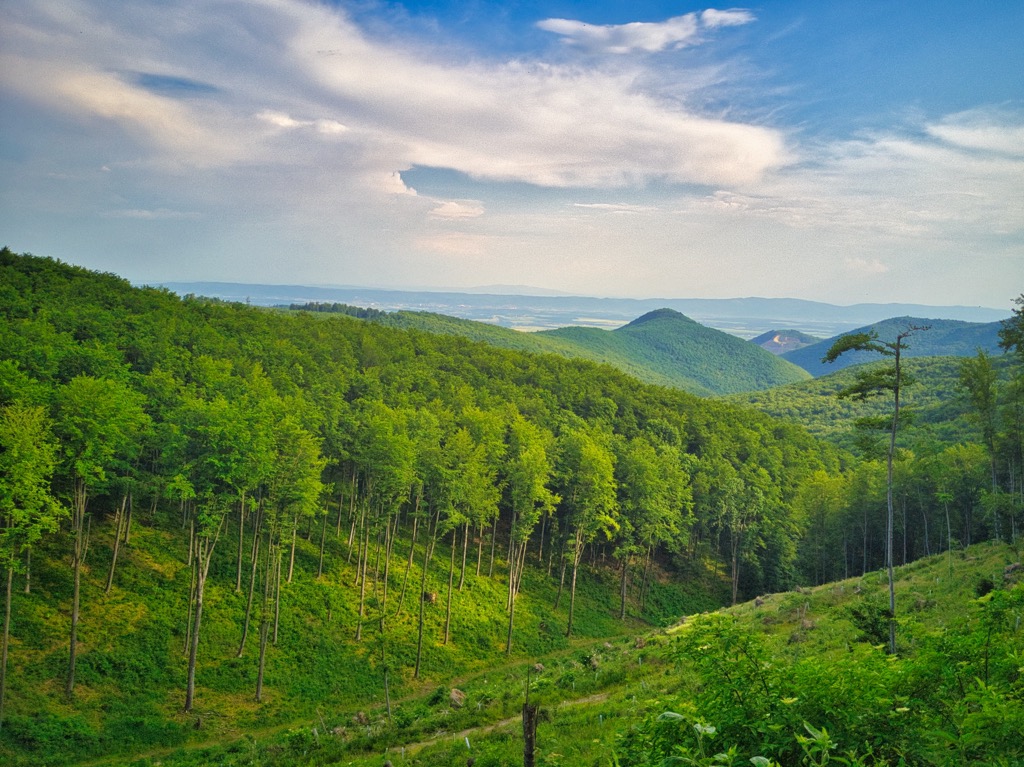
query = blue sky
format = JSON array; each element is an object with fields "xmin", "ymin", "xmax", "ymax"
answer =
[{"xmin": 1, "ymin": 1, "xmax": 1021, "ymax": 307}]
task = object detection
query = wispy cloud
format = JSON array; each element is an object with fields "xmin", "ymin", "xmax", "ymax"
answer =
[{"xmin": 537, "ymin": 9, "xmax": 754, "ymax": 54}]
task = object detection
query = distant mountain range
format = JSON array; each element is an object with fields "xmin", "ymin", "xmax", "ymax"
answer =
[
  {"xmin": 158, "ymin": 281, "xmax": 1010, "ymax": 339},
  {"xmin": 781, "ymin": 317, "xmax": 1006, "ymax": 376}
]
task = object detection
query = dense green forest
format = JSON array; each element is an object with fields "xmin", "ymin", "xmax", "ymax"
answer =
[
  {"xmin": 293, "ymin": 302, "xmax": 810, "ymax": 396},
  {"xmin": 1, "ymin": 249, "xmax": 1022, "ymax": 765}
]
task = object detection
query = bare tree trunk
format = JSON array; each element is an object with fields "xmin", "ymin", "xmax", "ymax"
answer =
[
  {"xmin": 395, "ymin": 504, "xmax": 419, "ymax": 617},
  {"xmin": 255, "ymin": 538, "xmax": 275, "ymax": 703},
  {"xmin": 183, "ymin": 522, "xmax": 196, "ymax": 655},
  {"xmin": 237, "ymin": 506, "xmax": 263, "ymax": 657},
  {"xmin": 317, "ymin": 508, "xmax": 328, "ymax": 578},
  {"xmin": 488, "ymin": 515, "xmax": 498, "ymax": 578},
  {"xmin": 444, "ymin": 528, "xmax": 456, "ymax": 645},
  {"xmin": 506, "ymin": 540, "xmax": 529, "ymax": 654},
  {"xmin": 273, "ymin": 548, "xmax": 282, "ymax": 645},
  {"xmin": 458, "ymin": 523, "xmax": 469, "ymax": 591},
  {"xmin": 413, "ymin": 510, "xmax": 437, "ymax": 679},
  {"xmin": 105, "ymin": 493, "xmax": 129, "ymax": 593},
  {"xmin": 381, "ymin": 512, "xmax": 397, "ymax": 614},
  {"xmin": 476, "ymin": 523, "xmax": 484, "ymax": 577},
  {"xmin": 184, "ymin": 521, "xmax": 223, "ymax": 714},
  {"xmin": 22, "ymin": 548, "xmax": 30, "ymax": 595},
  {"xmin": 537, "ymin": 511, "xmax": 546, "ymax": 564},
  {"xmin": 235, "ymin": 491, "xmax": 246, "ymax": 593},
  {"xmin": 287, "ymin": 514, "xmax": 297, "ymax": 584},
  {"xmin": 355, "ymin": 513, "xmax": 370, "ymax": 641},
  {"xmin": 66, "ymin": 479, "xmax": 88, "ymax": 699}
]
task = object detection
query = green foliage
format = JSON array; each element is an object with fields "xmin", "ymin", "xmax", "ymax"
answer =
[
  {"xmin": 785, "ymin": 316, "xmax": 1005, "ymax": 377},
  {"xmin": 374, "ymin": 306, "xmax": 810, "ymax": 396},
  {"xmin": 1, "ymin": 249, "xmax": 1019, "ymax": 767}
]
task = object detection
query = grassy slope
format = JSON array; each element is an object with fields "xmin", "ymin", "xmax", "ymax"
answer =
[
  {"xmin": 782, "ymin": 317, "xmax": 1004, "ymax": 376},
  {"xmin": 0, "ymin": 501, "xmax": 727, "ymax": 767},
  {"xmin": 82, "ymin": 542, "xmax": 1023, "ymax": 766},
  {"xmin": 377, "ymin": 308, "xmax": 810, "ymax": 396}
]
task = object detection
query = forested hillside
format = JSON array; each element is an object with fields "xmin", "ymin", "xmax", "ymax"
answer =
[
  {"xmin": 542, "ymin": 308, "xmax": 811, "ymax": 395},
  {"xmin": 1, "ymin": 249, "xmax": 1021, "ymax": 766},
  {"xmin": 782, "ymin": 316, "xmax": 1004, "ymax": 376},
  {"xmin": 727, "ymin": 355, "xmax": 1019, "ymax": 449},
  {"xmin": 303, "ymin": 303, "xmax": 810, "ymax": 396}
]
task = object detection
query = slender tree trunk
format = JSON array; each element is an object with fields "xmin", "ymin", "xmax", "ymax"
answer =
[
  {"xmin": 237, "ymin": 507, "xmax": 263, "ymax": 657},
  {"xmin": 355, "ymin": 515, "xmax": 369, "ymax": 641},
  {"xmin": 255, "ymin": 538, "xmax": 275, "ymax": 703},
  {"xmin": 444, "ymin": 528, "xmax": 456, "ymax": 645},
  {"xmin": 183, "ymin": 523, "xmax": 196, "ymax": 655},
  {"xmin": 287, "ymin": 515, "xmax": 297, "ymax": 584},
  {"xmin": 506, "ymin": 544, "xmax": 519, "ymax": 655},
  {"xmin": 273, "ymin": 548, "xmax": 282, "ymax": 645},
  {"xmin": 458, "ymin": 523, "xmax": 469, "ymax": 591},
  {"xmin": 105, "ymin": 493, "xmax": 129, "ymax": 593},
  {"xmin": 184, "ymin": 516, "xmax": 223, "ymax": 713},
  {"xmin": 413, "ymin": 511, "xmax": 437, "ymax": 679},
  {"xmin": 184, "ymin": 552, "xmax": 205, "ymax": 712},
  {"xmin": 22, "ymin": 548, "xmax": 30, "ymax": 595},
  {"xmin": 66, "ymin": 479, "xmax": 88, "ymax": 699},
  {"xmin": 476, "ymin": 523, "xmax": 484, "ymax": 577},
  {"xmin": 488, "ymin": 515, "xmax": 498, "ymax": 578},
  {"xmin": 537, "ymin": 511, "xmax": 546, "ymax": 564},
  {"xmin": 396, "ymin": 506, "xmax": 419, "ymax": 617},
  {"xmin": 381, "ymin": 512, "xmax": 396, "ymax": 614},
  {"xmin": 317, "ymin": 508, "xmax": 328, "ymax": 578},
  {"xmin": 236, "ymin": 491, "xmax": 246, "ymax": 593},
  {"xmin": 346, "ymin": 472, "xmax": 358, "ymax": 555},
  {"xmin": 566, "ymin": 537, "xmax": 583, "ymax": 638}
]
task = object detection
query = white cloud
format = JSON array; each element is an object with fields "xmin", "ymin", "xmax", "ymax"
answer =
[
  {"xmin": 701, "ymin": 9, "xmax": 756, "ymax": 28},
  {"xmin": 537, "ymin": 9, "xmax": 754, "ymax": 54},
  {"xmin": 257, "ymin": 110, "xmax": 307, "ymax": 129},
  {"xmin": 537, "ymin": 15, "xmax": 700, "ymax": 54},
  {"xmin": 926, "ymin": 110, "xmax": 1024, "ymax": 156}
]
